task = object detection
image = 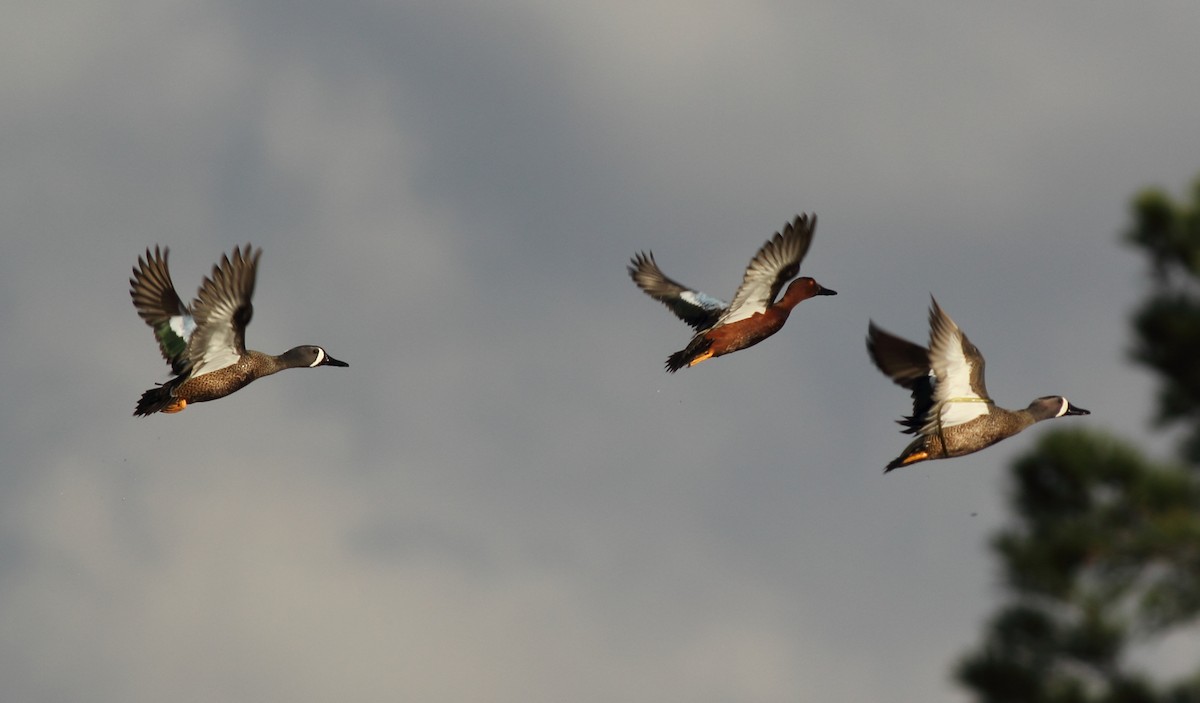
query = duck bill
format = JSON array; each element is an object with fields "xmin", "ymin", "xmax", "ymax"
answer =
[
  {"xmin": 816, "ymin": 285, "xmax": 837, "ymax": 296},
  {"xmin": 1064, "ymin": 402, "xmax": 1090, "ymax": 416},
  {"xmin": 323, "ymin": 355, "xmax": 349, "ymax": 368}
]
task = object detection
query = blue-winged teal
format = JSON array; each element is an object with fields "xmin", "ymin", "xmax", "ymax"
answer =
[
  {"xmin": 129, "ymin": 245, "xmax": 348, "ymax": 416},
  {"xmin": 629, "ymin": 214, "xmax": 837, "ymax": 372},
  {"xmin": 867, "ymin": 297, "xmax": 1089, "ymax": 472}
]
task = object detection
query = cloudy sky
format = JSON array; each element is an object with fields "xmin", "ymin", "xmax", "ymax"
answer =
[{"xmin": 4, "ymin": 2, "xmax": 1200, "ymax": 701}]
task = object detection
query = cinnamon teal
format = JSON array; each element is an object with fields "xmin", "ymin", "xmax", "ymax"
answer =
[
  {"xmin": 629, "ymin": 213, "xmax": 836, "ymax": 372},
  {"xmin": 867, "ymin": 297, "xmax": 1089, "ymax": 472},
  {"xmin": 130, "ymin": 245, "xmax": 348, "ymax": 416}
]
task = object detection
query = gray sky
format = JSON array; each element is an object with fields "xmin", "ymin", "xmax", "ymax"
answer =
[{"xmin": 4, "ymin": 2, "xmax": 1199, "ymax": 701}]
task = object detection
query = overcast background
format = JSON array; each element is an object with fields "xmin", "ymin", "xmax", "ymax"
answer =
[{"xmin": 3, "ymin": 2, "xmax": 1199, "ymax": 701}]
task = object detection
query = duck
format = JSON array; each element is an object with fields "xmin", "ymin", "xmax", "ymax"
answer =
[
  {"xmin": 629, "ymin": 213, "xmax": 836, "ymax": 372},
  {"xmin": 129, "ymin": 245, "xmax": 348, "ymax": 416},
  {"xmin": 867, "ymin": 297, "xmax": 1089, "ymax": 472}
]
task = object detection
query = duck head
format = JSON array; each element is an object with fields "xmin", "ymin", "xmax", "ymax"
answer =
[
  {"xmin": 779, "ymin": 277, "xmax": 837, "ymax": 308},
  {"xmin": 282, "ymin": 345, "xmax": 349, "ymax": 369},
  {"xmin": 1029, "ymin": 395, "xmax": 1089, "ymax": 420}
]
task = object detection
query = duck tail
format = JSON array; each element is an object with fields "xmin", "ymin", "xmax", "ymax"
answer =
[
  {"xmin": 134, "ymin": 380, "xmax": 181, "ymax": 417},
  {"xmin": 665, "ymin": 336, "xmax": 713, "ymax": 373},
  {"xmin": 884, "ymin": 438, "xmax": 929, "ymax": 473}
]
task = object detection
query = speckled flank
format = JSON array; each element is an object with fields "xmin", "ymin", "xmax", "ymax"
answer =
[{"xmin": 173, "ymin": 352, "xmax": 275, "ymax": 403}]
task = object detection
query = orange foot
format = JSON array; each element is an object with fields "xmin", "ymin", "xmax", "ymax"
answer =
[
  {"xmin": 900, "ymin": 450, "xmax": 928, "ymax": 466},
  {"xmin": 163, "ymin": 398, "xmax": 188, "ymax": 414},
  {"xmin": 688, "ymin": 349, "xmax": 715, "ymax": 367}
]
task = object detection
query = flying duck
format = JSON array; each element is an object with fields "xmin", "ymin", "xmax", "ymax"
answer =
[
  {"xmin": 867, "ymin": 297, "xmax": 1089, "ymax": 472},
  {"xmin": 129, "ymin": 245, "xmax": 348, "ymax": 416},
  {"xmin": 629, "ymin": 213, "xmax": 836, "ymax": 372}
]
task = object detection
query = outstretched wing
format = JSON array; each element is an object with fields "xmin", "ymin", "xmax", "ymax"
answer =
[
  {"xmin": 628, "ymin": 251, "xmax": 726, "ymax": 331},
  {"xmin": 866, "ymin": 321, "xmax": 934, "ymax": 435},
  {"xmin": 130, "ymin": 246, "xmax": 194, "ymax": 375},
  {"xmin": 187, "ymin": 245, "xmax": 261, "ymax": 377},
  {"xmin": 720, "ymin": 214, "xmax": 816, "ymax": 325},
  {"xmin": 923, "ymin": 298, "xmax": 991, "ymax": 432}
]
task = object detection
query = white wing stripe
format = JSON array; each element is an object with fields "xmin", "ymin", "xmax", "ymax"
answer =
[
  {"xmin": 936, "ymin": 397, "xmax": 992, "ymax": 429},
  {"xmin": 169, "ymin": 315, "xmax": 195, "ymax": 342},
  {"xmin": 680, "ymin": 291, "xmax": 725, "ymax": 311}
]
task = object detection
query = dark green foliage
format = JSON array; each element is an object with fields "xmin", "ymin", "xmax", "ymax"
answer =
[
  {"xmin": 957, "ymin": 179, "xmax": 1200, "ymax": 702},
  {"xmin": 1125, "ymin": 182, "xmax": 1200, "ymax": 280},
  {"xmin": 1126, "ymin": 180, "xmax": 1200, "ymax": 463},
  {"xmin": 960, "ymin": 430, "xmax": 1200, "ymax": 703}
]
